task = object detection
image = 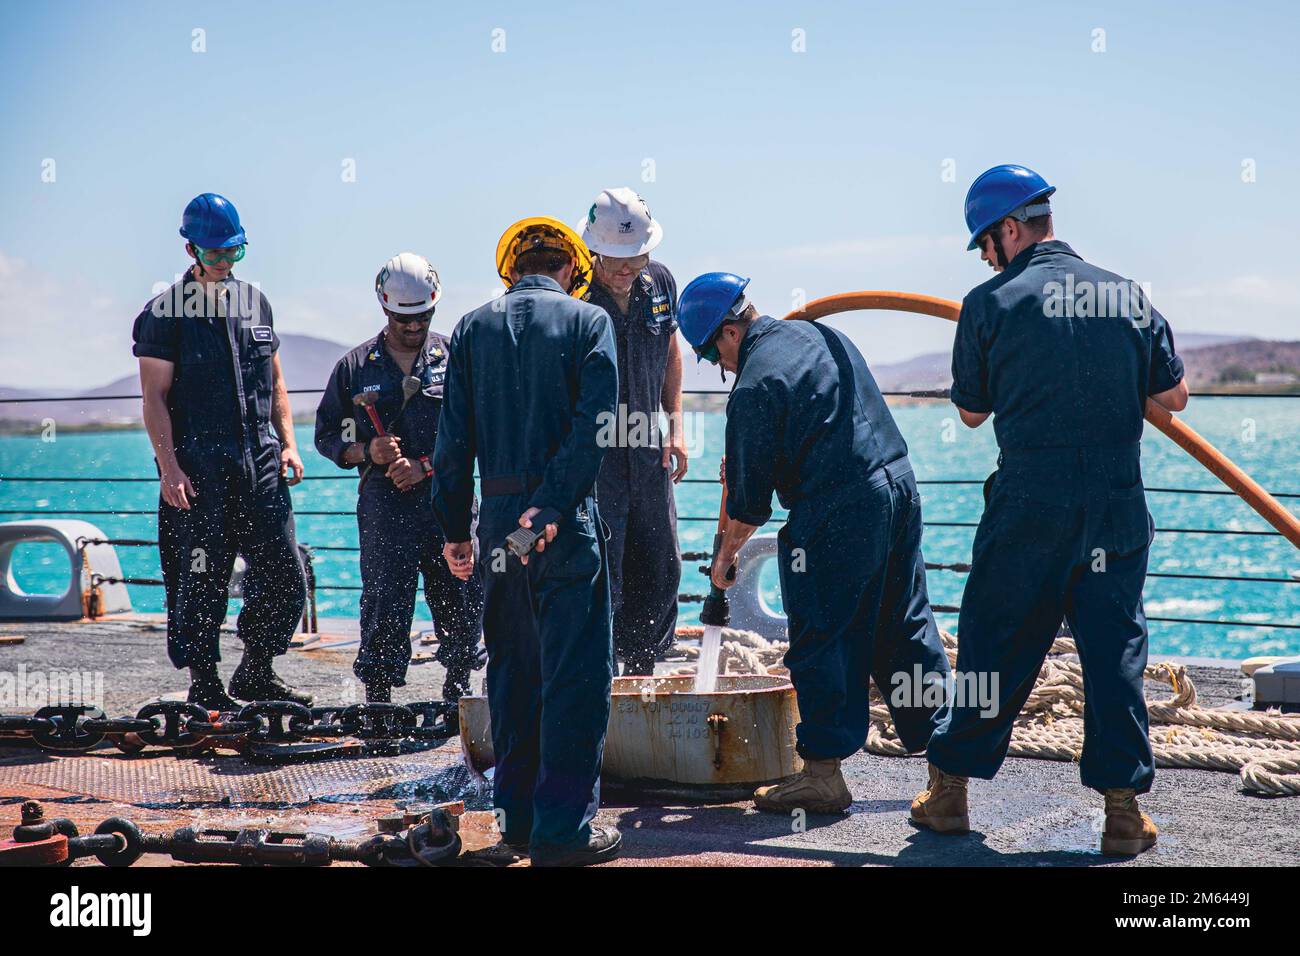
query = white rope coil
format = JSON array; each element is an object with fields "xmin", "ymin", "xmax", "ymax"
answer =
[{"xmin": 673, "ymin": 626, "xmax": 1300, "ymax": 797}]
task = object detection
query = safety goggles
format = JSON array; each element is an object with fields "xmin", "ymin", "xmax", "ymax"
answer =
[
  {"xmin": 193, "ymin": 244, "xmax": 246, "ymax": 266},
  {"xmin": 694, "ymin": 294, "xmax": 748, "ymax": 363},
  {"xmin": 596, "ymin": 253, "xmax": 650, "ymax": 273}
]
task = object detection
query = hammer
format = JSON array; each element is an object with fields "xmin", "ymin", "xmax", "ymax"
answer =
[
  {"xmin": 353, "ymin": 377, "xmax": 422, "ymax": 436},
  {"xmin": 352, "ymin": 390, "xmax": 388, "ymax": 437}
]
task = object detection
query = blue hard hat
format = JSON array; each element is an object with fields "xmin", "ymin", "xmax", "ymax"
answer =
[
  {"xmin": 677, "ymin": 272, "xmax": 751, "ymax": 356},
  {"xmin": 964, "ymin": 165, "xmax": 1055, "ymax": 250},
  {"xmin": 179, "ymin": 192, "xmax": 247, "ymax": 248}
]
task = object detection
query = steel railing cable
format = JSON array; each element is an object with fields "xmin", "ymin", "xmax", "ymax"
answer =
[
  {"xmin": 918, "ymin": 520, "xmax": 1289, "ymax": 537},
  {"xmin": 74, "ymin": 574, "xmax": 1300, "ymax": 629},
  {"xmin": 0, "ymin": 474, "xmax": 362, "ymax": 482},
  {"xmin": 1, "ymin": 506, "xmax": 1294, "ymax": 540},
  {"xmin": 0, "ymin": 388, "xmax": 337, "ymax": 404},
  {"xmin": 6, "ymin": 474, "xmax": 1300, "ymax": 500},
  {"xmin": 5, "ymin": 388, "xmax": 1300, "ymax": 631},
  {"xmin": 4, "ymin": 388, "xmax": 1299, "ymax": 404},
  {"xmin": 1147, "ymin": 616, "xmax": 1300, "ymax": 630},
  {"xmin": 32, "ymin": 515, "xmax": 1300, "ymax": 629}
]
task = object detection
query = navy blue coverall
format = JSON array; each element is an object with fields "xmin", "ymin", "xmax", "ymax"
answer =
[
  {"xmin": 586, "ymin": 262, "xmax": 682, "ymax": 674},
  {"xmin": 132, "ymin": 269, "xmax": 306, "ymax": 669},
  {"xmin": 725, "ymin": 316, "xmax": 952, "ymax": 760},
  {"xmin": 431, "ymin": 275, "xmax": 618, "ymax": 854},
  {"xmin": 926, "ymin": 240, "xmax": 1185, "ymax": 794},
  {"xmin": 314, "ymin": 330, "xmax": 485, "ymax": 689}
]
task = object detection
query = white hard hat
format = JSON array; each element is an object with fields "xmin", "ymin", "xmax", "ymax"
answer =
[
  {"xmin": 375, "ymin": 252, "xmax": 442, "ymax": 314},
  {"xmin": 581, "ymin": 187, "xmax": 663, "ymax": 258}
]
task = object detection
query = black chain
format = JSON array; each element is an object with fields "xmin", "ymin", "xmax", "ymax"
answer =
[
  {"xmin": 134, "ymin": 701, "xmax": 212, "ymax": 747},
  {"xmin": 31, "ymin": 705, "xmax": 108, "ymax": 752},
  {"xmin": 0, "ymin": 700, "xmax": 459, "ymax": 756},
  {"xmin": 1, "ymin": 800, "xmax": 463, "ymax": 867}
]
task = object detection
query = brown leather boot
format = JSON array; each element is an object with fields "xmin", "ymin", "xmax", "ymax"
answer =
[
  {"xmin": 910, "ymin": 761, "xmax": 970, "ymax": 834},
  {"xmin": 1100, "ymin": 789, "xmax": 1158, "ymax": 856},
  {"xmin": 753, "ymin": 758, "xmax": 853, "ymax": 814}
]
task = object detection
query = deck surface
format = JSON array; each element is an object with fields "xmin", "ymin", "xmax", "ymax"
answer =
[{"xmin": 1, "ymin": 616, "xmax": 1296, "ymax": 867}]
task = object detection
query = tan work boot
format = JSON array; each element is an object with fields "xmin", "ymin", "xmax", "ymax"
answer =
[
  {"xmin": 753, "ymin": 758, "xmax": 852, "ymax": 814},
  {"xmin": 909, "ymin": 762, "xmax": 970, "ymax": 834},
  {"xmin": 1100, "ymin": 789, "xmax": 1158, "ymax": 856}
]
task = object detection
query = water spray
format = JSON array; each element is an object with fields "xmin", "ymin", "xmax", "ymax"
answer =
[{"xmin": 696, "ymin": 479, "xmax": 735, "ymax": 693}]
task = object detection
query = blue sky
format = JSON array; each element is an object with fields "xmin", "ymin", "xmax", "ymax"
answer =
[{"xmin": 2, "ymin": 1, "xmax": 1297, "ymax": 389}]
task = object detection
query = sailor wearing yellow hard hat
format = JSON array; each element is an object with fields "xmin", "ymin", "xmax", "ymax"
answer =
[
  {"xmin": 495, "ymin": 215, "xmax": 593, "ymax": 298},
  {"xmin": 432, "ymin": 216, "xmax": 621, "ymax": 866}
]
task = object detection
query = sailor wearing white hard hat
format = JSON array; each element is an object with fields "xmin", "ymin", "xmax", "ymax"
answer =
[
  {"xmin": 581, "ymin": 187, "xmax": 685, "ymax": 677},
  {"xmin": 314, "ymin": 252, "xmax": 485, "ymax": 706}
]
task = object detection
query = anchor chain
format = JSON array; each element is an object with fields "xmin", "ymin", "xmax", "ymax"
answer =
[
  {"xmin": 0, "ymin": 800, "xmax": 463, "ymax": 867},
  {"xmin": 0, "ymin": 699, "xmax": 459, "ymax": 756}
]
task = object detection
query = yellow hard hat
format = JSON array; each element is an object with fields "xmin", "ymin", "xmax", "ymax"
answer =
[{"xmin": 495, "ymin": 216, "xmax": 593, "ymax": 299}]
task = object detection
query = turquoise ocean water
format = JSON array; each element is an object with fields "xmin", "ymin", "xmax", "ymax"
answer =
[{"xmin": 1, "ymin": 399, "xmax": 1297, "ymax": 660}]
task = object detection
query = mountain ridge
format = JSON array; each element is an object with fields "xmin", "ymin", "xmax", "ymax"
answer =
[{"xmin": 1, "ymin": 331, "xmax": 1294, "ymax": 429}]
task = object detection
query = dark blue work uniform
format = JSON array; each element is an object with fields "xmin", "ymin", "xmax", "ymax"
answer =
[
  {"xmin": 431, "ymin": 275, "xmax": 618, "ymax": 856},
  {"xmin": 926, "ymin": 240, "xmax": 1185, "ymax": 794},
  {"xmin": 725, "ymin": 316, "xmax": 952, "ymax": 760},
  {"xmin": 585, "ymin": 262, "xmax": 682, "ymax": 674},
  {"xmin": 314, "ymin": 330, "xmax": 485, "ymax": 689},
  {"xmin": 132, "ymin": 270, "xmax": 306, "ymax": 669}
]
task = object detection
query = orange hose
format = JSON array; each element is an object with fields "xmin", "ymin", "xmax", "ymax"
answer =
[{"xmin": 780, "ymin": 291, "xmax": 1300, "ymax": 550}]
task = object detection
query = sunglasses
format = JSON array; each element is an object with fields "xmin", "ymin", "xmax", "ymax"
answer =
[{"xmin": 390, "ymin": 308, "xmax": 435, "ymax": 325}]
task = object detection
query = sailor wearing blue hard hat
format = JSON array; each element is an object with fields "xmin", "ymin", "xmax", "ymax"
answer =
[
  {"xmin": 132, "ymin": 193, "xmax": 310, "ymax": 710},
  {"xmin": 914, "ymin": 166, "xmax": 1190, "ymax": 856},
  {"xmin": 679, "ymin": 273, "xmax": 952, "ymax": 815},
  {"xmin": 962, "ymin": 164, "xmax": 1056, "ymax": 266}
]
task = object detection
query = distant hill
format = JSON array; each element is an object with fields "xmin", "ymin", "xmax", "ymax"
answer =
[
  {"xmin": 867, "ymin": 333, "xmax": 1278, "ymax": 393},
  {"xmin": 0, "ymin": 332, "xmax": 352, "ymax": 430},
  {"xmin": 683, "ymin": 331, "xmax": 1257, "ymax": 395},
  {"xmin": 3, "ymin": 329, "xmax": 1295, "ymax": 431},
  {"xmin": 1180, "ymin": 339, "xmax": 1300, "ymax": 389}
]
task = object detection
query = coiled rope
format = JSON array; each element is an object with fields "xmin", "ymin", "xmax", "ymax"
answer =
[{"xmin": 672, "ymin": 626, "xmax": 1300, "ymax": 797}]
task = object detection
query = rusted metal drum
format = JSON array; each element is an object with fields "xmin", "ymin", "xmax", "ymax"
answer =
[{"xmin": 459, "ymin": 674, "xmax": 801, "ymax": 799}]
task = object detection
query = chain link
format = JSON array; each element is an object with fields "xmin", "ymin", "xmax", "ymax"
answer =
[
  {"xmin": 0, "ymin": 700, "xmax": 460, "ymax": 756},
  {"xmin": 1, "ymin": 800, "xmax": 464, "ymax": 867},
  {"xmin": 31, "ymin": 705, "xmax": 108, "ymax": 751}
]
